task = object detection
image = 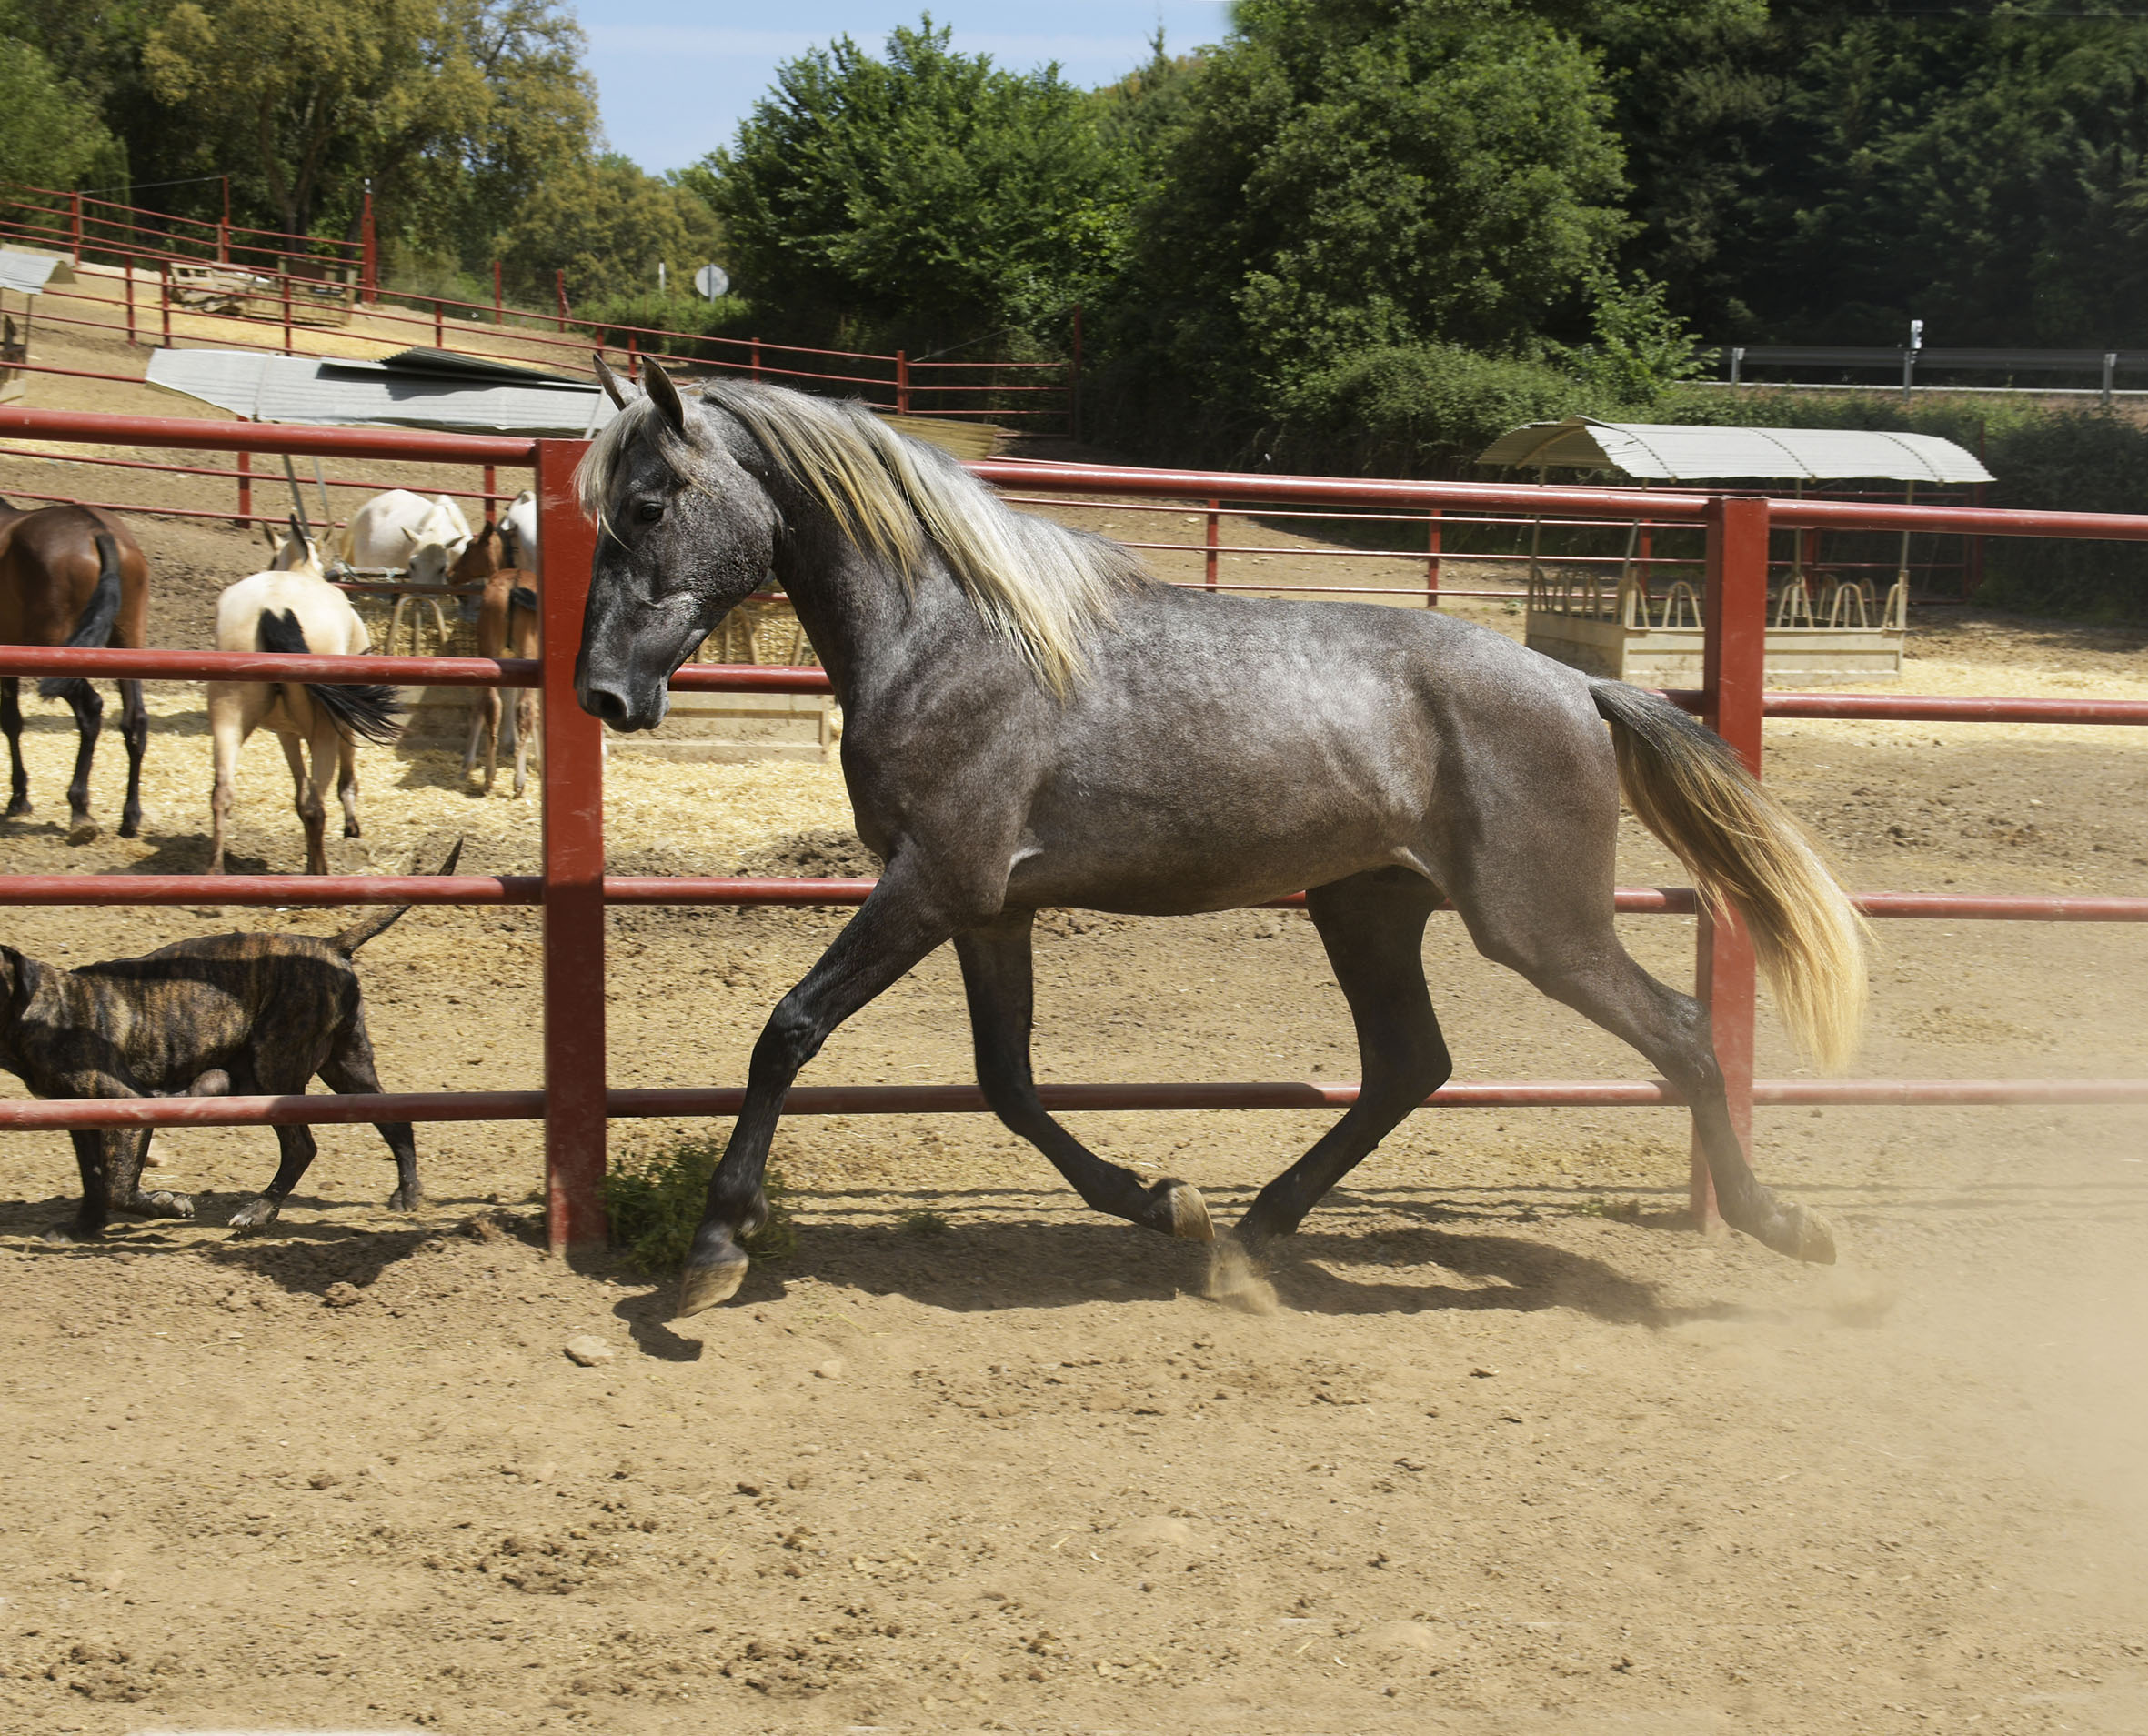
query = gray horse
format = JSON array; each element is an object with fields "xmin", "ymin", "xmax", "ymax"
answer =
[{"xmin": 575, "ymin": 358, "xmax": 1868, "ymax": 1317}]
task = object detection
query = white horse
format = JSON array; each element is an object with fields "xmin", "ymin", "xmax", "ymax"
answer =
[
  {"xmin": 500, "ymin": 489, "xmax": 538, "ymax": 567},
  {"xmin": 336, "ymin": 489, "xmax": 473, "ymax": 586},
  {"xmin": 207, "ymin": 567, "xmax": 401, "ymax": 876}
]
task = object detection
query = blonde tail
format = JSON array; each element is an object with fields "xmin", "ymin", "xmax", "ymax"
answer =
[{"xmin": 1591, "ymin": 681, "xmax": 1869, "ymax": 1072}]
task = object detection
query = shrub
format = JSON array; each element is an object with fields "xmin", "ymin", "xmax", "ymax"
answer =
[{"xmin": 599, "ymin": 1137, "xmax": 796, "ymax": 1277}]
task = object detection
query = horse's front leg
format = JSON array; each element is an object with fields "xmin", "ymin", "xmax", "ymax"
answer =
[{"xmin": 680, "ymin": 861, "xmax": 963, "ymax": 1316}]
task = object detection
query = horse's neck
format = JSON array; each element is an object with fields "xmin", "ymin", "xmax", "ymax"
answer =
[{"xmin": 769, "ymin": 524, "xmax": 959, "ymax": 705}]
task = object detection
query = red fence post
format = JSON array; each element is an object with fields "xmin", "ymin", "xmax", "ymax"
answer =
[
  {"xmin": 750, "ymin": 337, "xmax": 762, "ymax": 381},
  {"xmin": 1695, "ymin": 493, "xmax": 1771, "ymax": 1230},
  {"xmin": 1069, "ymin": 303, "xmax": 1083, "ymax": 442},
  {"xmin": 1426, "ymin": 507, "xmax": 1442, "ymax": 606},
  {"xmin": 159, "ymin": 259, "xmax": 172, "ymax": 348},
  {"xmin": 482, "ymin": 463, "xmax": 497, "ymax": 524},
  {"xmin": 70, "ymin": 191, "xmax": 82, "ymax": 266},
  {"xmin": 360, "ymin": 188, "xmax": 377, "ymax": 303},
  {"xmin": 235, "ymin": 447, "xmax": 251, "ymax": 528},
  {"xmin": 1205, "ymin": 499, "xmax": 1220, "ymax": 589},
  {"xmin": 280, "ymin": 273, "xmax": 294, "ymax": 356},
  {"xmin": 435, "ymin": 299, "xmax": 445, "ymax": 348},
  {"xmin": 896, "ymin": 349, "xmax": 910, "ymax": 416},
  {"xmin": 123, "ymin": 260, "xmax": 136, "ymax": 346},
  {"xmin": 536, "ymin": 437, "xmax": 607, "ymax": 1254}
]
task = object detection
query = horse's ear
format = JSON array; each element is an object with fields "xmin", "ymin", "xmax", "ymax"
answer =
[
  {"xmin": 642, "ymin": 357, "xmax": 688, "ymax": 435},
  {"xmin": 593, "ymin": 352, "xmax": 632, "ymax": 410}
]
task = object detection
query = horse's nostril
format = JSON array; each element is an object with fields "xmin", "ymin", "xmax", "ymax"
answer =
[{"xmin": 581, "ymin": 682, "xmax": 631, "ymax": 727}]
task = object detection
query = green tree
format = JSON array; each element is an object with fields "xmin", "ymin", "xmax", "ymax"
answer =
[
  {"xmin": 496, "ymin": 153, "xmax": 723, "ymax": 305},
  {"xmin": 1095, "ymin": 0, "xmax": 1631, "ymax": 460},
  {"xmin": 0, "ymin": 34, "xmax": 116, "ymax": 190},
  {"xmin": 702, "ymin": 18, "xmax": 1140, "ymax": 349},
  {"xmin": 140, "ymin": 0, "xmax": 592, "ymax": 244}
]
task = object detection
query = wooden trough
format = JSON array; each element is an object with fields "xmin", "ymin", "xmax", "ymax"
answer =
[{"xmin": 1481, "ymin": 416, "xmax": 1993, "ymax": 684}]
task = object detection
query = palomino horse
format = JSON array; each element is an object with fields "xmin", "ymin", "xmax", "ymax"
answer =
[
  {"xmin": 207, "ymin": 549, "xmax": 400, "ymax": 876},
  {"xmin": 0, "ymin": 499, "xmax": 151, "ymax": 842},
  {"xmin": 575, "ymin": 361, "xmax": 1869, "ymax": 1317}
]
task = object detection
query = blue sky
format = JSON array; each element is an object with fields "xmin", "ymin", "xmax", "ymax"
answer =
[{"xmin": 577, "ymin": 3, "xmax": 1237, "ymax": 174}]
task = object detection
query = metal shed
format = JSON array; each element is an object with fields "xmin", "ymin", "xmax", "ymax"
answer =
[{"xmin": 1476, "ymin": 418, "xmax": 1994, "ymax": 684}]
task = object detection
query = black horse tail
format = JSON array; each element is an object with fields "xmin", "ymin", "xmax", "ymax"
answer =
[
  {"xmin": 330, "ymin": 838, "xmax": 464, "ymax": 954},
  {"xmin": 37, "ymin": 533, "xmax": 124, "ymax": 704},
  {"xmin": 255, "ymin": 607, "xmax": 404, "ymax": 746},
  {"xmin": 1590, "ymin": 678, "xmax": 1869, "ymax": 1073}
]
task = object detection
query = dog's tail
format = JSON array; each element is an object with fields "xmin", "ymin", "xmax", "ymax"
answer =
[
  {"xmin": 331, "ymin": 838, "xmax": 465, "ymax": 954},
  {"xmin": 256, "ymin": 607, "xmax": 403, "ymax": 745},
  {"xmin": 37, "ymin": 533, "xmax": 124, "ymax": 705},
  {"xmin": 1591, "ymin": 678, "xmax": 1869, "ymax": 1072}
]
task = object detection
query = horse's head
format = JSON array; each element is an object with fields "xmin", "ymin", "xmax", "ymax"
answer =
[{"xmin": 573, "ymin": 356, "xmax": 780, "ymax": 732}]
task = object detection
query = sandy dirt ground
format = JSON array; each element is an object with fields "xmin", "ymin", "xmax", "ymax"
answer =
[{"xmin": 0, "ymin": 346, "xmax": 2144, "ymax": 1733}]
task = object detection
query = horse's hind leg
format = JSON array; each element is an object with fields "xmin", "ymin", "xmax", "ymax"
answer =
[
  {"xmin": 61, "ymin": 678, "xmax": 104, "ymax": 843},
  {"xmin": 116, "ymin": 679, "xmax": 146, "ymax": 838},
  {"xmin": 1234, "ymin": 870, "xmax": 1451, "ymax": 1249},
  {"xmin": 282, "ymin": 730, "xmax": 329, "ymax": 874},
  {"xmin": 336, "ymin": 728, "xmax": 361, "ymax": 838},
  {"xmin": 1460, "ymin": 886, "xmax": 1833, "ymax": 1264},
  {"xmin": 2, "ymin": 677, "xmax": 27, "ymax": 817},
  {"xmin": 955, "ymin": 912, "xmax": 1211, "ymax": 1242}
]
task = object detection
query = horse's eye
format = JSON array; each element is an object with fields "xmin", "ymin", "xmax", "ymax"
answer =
[{"xmin": 635, "ymin": 501, "xmax": 664, "ymax": 524}]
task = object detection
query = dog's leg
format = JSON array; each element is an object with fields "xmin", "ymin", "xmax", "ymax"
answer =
[
  {"xmin": 228, "ymin": 1120, "xmax": 317, "ymax": 1231},
  {"xmin": 113, "ymin": 1126, "xmax": 193, "ymax": 1221},
  {"xmin": 2, "ymin": 676, "xmax": 28, "ymax": 818},
  {"xmin": 320, "ymin": 1013, "xmax": 422, "ymax": 1211},
  {"xmin": 282, "ymin": 729, "xmax": 327, "ymax": 875},
  {"xmin": 46, "ymin": 1127, "xmax": 191, "ymax": 1244}
]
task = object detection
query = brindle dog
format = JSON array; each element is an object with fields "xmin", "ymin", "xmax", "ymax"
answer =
[{"xmin": 1, "ymin": 842, "xmax": 460, "ymax": 1242}]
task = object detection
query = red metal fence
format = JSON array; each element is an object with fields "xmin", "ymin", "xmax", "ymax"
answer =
[
  {"xmin": 0, "ymin": 408, "xmax": 2142, "ymax": 1254},
  {"xmin": 0, "ymin": 182, "xmax": 1076, "ymax": 431}
]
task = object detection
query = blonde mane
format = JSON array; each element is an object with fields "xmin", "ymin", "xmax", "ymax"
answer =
[{"xmin": 577, "ymin": 382, "xmax": 1149, "ymax": 694}]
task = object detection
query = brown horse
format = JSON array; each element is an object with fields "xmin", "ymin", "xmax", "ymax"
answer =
[
  {"xmin": 0, "ymin": 499, "xmax": 151, "ymax": 843},
  {"xmin": 462, "ymin": 566, "xmax": 538, "ymax": 796}
]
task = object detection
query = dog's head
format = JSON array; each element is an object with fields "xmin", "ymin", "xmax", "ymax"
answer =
[{"xmin": 0, "ymin": 945, "xmax": 38, "ymax": 1061}]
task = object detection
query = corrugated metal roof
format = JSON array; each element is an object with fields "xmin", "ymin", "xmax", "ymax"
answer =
[
  {"xmin": 146, "ymin": 348, "xmax": 617, "ymax": 436},
  {"xmin": 1477, "ymin": 416, "xmax": 1994, "ymax": 484},
  {"xmin": 0, "ymin": 251, "xmax": 59, "ymax": 297}
]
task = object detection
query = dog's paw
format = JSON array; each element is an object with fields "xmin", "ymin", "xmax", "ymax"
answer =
[{"xmin": 227, "ymin": 1197, "xmax": 280, "ymax": 1231}]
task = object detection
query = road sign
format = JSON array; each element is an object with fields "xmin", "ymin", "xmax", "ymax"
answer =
[{"xmin": 694, "ymin": 264, "xmax": 730, "ymax": 301}]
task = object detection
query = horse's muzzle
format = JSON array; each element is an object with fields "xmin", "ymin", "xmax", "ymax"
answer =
[{"xmin": 575, "ymin": 669, "xmax": 669, "ymax": 733}]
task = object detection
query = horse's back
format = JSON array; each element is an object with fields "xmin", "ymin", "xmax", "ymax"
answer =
[
  {"xmin": 215, "ymin": 571, "xmax": 366, "ymax": 656},
  {"xmin": 0, "ymin": 505, "xmax": 149, "ymax": 646}
]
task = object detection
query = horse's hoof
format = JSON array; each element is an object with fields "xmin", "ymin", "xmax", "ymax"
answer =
[
  {"xmin": 678, "ymin": 1248, "xmax": 749, "ymax": 1317},
  {"xmin": 1744, "ymin": 1199, "xmax": 1836, "ymax": 1265},
  {"xmin": 41, "ymin": 1224, "xmax": 81, "ymax": 1245},
  {"xmin": 227, "ymin": 1197, "xmax": 278, "ymax": 1230},
  {"xmin": 1204, "ymin": 1239, "xmax": 1279, "ymax": 1315},
  {"xmin": 344, "ymin": 821, "xmax": 362, "ymax": 838},
  {"xmin": 133, "ymin": 1189, "xmax": 195, "ymax": 1220},
  {"xmin": 66, "ymin": 818, "xmax": 98, "ymax": 846},
  {"xmin": 386, "ymin": 1185, "xmax": 424, "ymax": 1213},
  {"xmin": 118, "ymin": 817, "xmax": 140, "ymax": 840},
  {"xmin": 1144, "ymin": 1178, "xmax": 1212, "ymax": 1242}
]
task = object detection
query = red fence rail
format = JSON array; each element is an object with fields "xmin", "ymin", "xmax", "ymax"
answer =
[{"xmin": 0, "ymin": 407, "xmax": 2141, "ymax": 1256}]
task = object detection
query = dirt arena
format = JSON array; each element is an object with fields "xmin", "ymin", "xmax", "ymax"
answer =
[{"xmin": 1, "ymin": 340, "xmax": 2146, "ymax": 1732}]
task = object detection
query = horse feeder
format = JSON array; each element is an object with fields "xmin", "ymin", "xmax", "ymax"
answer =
[{"xmin": 1480, "ymin": 417, "xmax": 1994, "ymax": 683}]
